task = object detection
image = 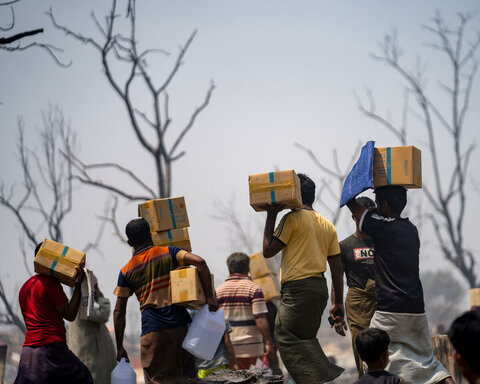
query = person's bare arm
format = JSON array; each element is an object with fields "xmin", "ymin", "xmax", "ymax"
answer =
[
  {"xmin": 225, "ymin": 332, "xmax": 239, "ymax": 370},
  {"xmin": 183, "ymin": 252, "xmax": 218, "ymax": 311},
  {"xmin": 254, "ymin": 313, "xmax": 274, "ymax": 361},
  {"xmin": 330, "ymin": 257, "xmax": 345, "ymax": 305},
  {"xmin": 113, "ymin": 296, "xmax": 129, "ymax": 362},
  {"xmin": 328, "ymin": 255, "xmax": 347, "ymax": 336},
  {"xmin": 262, "ymin": 205, "xmax": 286, "ymax": 258},
  {"xmin": 347, "ymin": 199, "xmax": 367, "ymax": 223},
  {"xmin": 55, "ymin": 262, "xmax": 85, "ymax": 322}
]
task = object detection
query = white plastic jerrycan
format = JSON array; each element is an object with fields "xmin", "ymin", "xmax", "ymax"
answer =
[
  {"xmin": 182, "ymin": 305, "xmax": 226, "ymax": 360},
  {"xmin": 111, "ymin": 357, "xmax": 136, "ymax": 384}
]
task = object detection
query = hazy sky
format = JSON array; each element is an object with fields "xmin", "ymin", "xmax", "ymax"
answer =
[{"xmin": 1, "ymin": 0, "xmax": 479, "ymax": 334}]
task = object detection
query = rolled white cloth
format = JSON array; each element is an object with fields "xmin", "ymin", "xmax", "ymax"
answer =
[{"xmin": 369, "ymin": 310, "xmax": 450, "ymax": 384}]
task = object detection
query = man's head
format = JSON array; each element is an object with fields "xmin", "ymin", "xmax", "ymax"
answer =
[
  {"xmin": 353, "ymin": 196, "xmax": 375, "ymax": 226},
  {"xmin": 297, "ymin": 173, "xmax": 315, "ymax": 207},
  {"xmin": 374, "ymin": 186, "xmax": 407, "ymax": 216},
  {"xmin": 448, "ymin": 310, "xmax": 480, "ymax": 383},
  {"xmin": 34, "ymin": 242, "xmax": 43, "ymax": 258},
  {"xmin": 125, "ymin": 218, "xmax": 152, "ymax": 248},
  {"xmin": 226, "ymin": 252, "xmax": 250, "ymax": 275},
  {"xmin": 355, "ymin": 328, "xmax": 390, "ymax": 369}
]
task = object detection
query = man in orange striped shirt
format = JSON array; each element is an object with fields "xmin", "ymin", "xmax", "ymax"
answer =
[{"xmin": 113, "ymin": 218, "xmax": 217, "ymax": 384}]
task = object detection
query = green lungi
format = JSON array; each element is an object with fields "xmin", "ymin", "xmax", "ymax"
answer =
[{"xmin": 275, "ymin": 276, "xmax": 344, "ymax": 384}]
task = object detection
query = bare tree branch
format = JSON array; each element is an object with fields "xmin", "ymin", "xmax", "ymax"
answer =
[
  {"xmin": 50, "ymin": 0, "xmax": 215, "ymax": 202},
  {"xmin": 0, "ymin": 28, "xmax": 43, "ymax": 44},
  {"xmin": 362, "ymin": 11, "xmax": 479, "ymax": 287}
]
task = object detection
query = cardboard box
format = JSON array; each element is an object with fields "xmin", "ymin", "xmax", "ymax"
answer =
[
  {"xmin": 249, "ymin": 252, "xmax": 278, "ymax": 279},
  {"xmin": 138, "ymin": 197, "xmax": 190, "ymax": 232},
  {"xmin": 249, "ymin": 170, "xmax": 302, "ymax": 212},
  {"xmin": 170, "ymin": 267, "xmax": 214, "ymax": 310},
  {"xmin": 253, "ymin": 274, "xmax": 281, "ymax": 301},
  {"xmin": 34, "ymin": 239, "xmax": 86, "ymax": 287},
  {"xmin": 373, "ymin": 146, "xmax": 422, "ymax": 189},
  {"xmin": 470, "ymin": 288, "xmax": 480, "ymax": 308},
  {"xmin": 152, "ymin": 228, "xmax": 192, "ymax": 252}
]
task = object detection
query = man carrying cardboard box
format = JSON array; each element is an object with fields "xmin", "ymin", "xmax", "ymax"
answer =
[
  {"xmin": 216, "ymin": 252, "xmax": 274, "ymax": 369},
  {"xmin": 346, "ymin": 186, "xmax": 453, "ymax": 384},
  {"xmin": 14, "ymin": 243, "xmax": 93, "ymax": 384},
  {"xmin": 262, "ymin": 173, "xmax": 345, "ymax": 384},
  {"xmin": 113, "ymin": 218, "xmax": 217, "ymax": 384}
]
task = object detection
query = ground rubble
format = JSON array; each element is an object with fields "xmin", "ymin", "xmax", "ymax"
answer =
[{"xmin": 189, "ymin": 368, "xmax": 284, "ymax": 384}]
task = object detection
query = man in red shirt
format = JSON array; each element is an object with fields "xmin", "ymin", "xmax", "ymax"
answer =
[{"xmin": 14, "ymin": 243, "xmax": 93, "ymax": 384}]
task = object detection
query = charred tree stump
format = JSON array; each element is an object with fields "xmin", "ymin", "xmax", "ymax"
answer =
[
  {"xmin": 0, "ymin": 344, "xmax": 7, "ymax": 384},
  {"xmin": 432, "ymin": 335, "xmax": 465, "ymax": 384}
]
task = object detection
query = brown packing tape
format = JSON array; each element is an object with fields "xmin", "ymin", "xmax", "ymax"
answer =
[
  {"xmin": 179, "ymin": 290, "xmax": 189, "ymax": 302},
  {"xmin": 249, "ymin": 180, "xmax": 295, "ymax": 194},
  {"xmin": 179, "ymin": 269, "xmax": 187, "ymax": 279},
  {"xmin": 39, "ymin": 248, "xmax": 80, "ymax": 266}
]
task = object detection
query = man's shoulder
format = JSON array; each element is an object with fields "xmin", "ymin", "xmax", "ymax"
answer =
[{"xmin": 340, "ymin": 234, "xmax": 356, "ymax": 246}]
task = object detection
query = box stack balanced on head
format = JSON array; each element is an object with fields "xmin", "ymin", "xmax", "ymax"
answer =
[
  {"xmin": 138, "ymin": 196, "xmax": 214, "ymax": 310},
  {"xmin": 34, "ymin": 239, "xmax": 86, "ymax": 287},
  {"xmin": 249, "ymin": 252, "xmax": 280, "ymax": 302},
  {"xmin": 373, "ymin": 146, "xmax": 422, "ymax": 189},
  {"xmin": 138, "ymin": 196, "xmax": 192, "ymax": 251}
]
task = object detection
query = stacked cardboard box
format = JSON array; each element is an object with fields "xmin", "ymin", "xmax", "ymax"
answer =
[
  {"xmin": 151, "ymin": 228, "xmax": 192, "ymax": 252},
  {"xmin": 34, "ymin": 239, "xmax": 86, "ymax": 287},
  {"xmin": 170, "ymin": 267, "xmax": 214, "ymax": 310},
  {"xmin": 373, "ymin": 146, "xmax": 422, "ymax": 189},
  {"xmin": 249, "ymin": 252, "xmax": 280, "ymax": 301},
  {"xmin": 138, "ymin": 196, "xmax": 192, "ymax": 251},
  {"xmin": 249, "ymin": 170, "xmax": 302, "ymax": 212}
]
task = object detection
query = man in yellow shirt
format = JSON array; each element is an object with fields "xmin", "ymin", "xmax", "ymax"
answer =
[{"xmin": 263, "ymin": 173, "xmax": 345, "ymax": 384}]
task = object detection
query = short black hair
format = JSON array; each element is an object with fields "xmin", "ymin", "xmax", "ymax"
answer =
[
  {"xmin": 374, "ymin": 186, "xmax": 407, "ymax": 214},
  {"xmin": 227, "ymin": 252, "xmax": 250, "ymax": 274},
  {"xmin": 356, "ymin": 196, "xmax": 375, "ymax": 209},
  {"xmin": 34, "ymin": 242, "xmax": 43, "ymax": 257},
  {"xmin": 448, "ymin": 310, "xmax": 480, "ymax": 373},
  {"xmin": 355, "ymin": 328, "xmax": 390, "ymax": 363},
  {"xmin": 297, "ymin": 173, "xmax": 315, "ymax": 206},
  {"xmin": 125, "ymin": 218, "xmax": 151, "ymax": 247}
]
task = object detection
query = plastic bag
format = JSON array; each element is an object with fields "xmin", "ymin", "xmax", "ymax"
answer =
[{"xmin": 78, "ymin": 268, "xmax": 94, "ymax": 320}]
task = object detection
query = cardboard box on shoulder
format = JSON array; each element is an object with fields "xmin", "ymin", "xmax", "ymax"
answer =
[
  {"xmin": 152, "ymin": 228, "xmax": 192, "ymax": 252},
  {"xmin": 249, "ymin": 170, "xmax": 302, "ymax": 212},
  {"xmin": 138, "ymin": 197, "xmax": 190, "ymax": 232},
  {"xmin": 34, "ymin": 239, "xmax": 86, "ymax": 287},
  {"xmin": 249, "ymin": 252, "xmax": 278, "ymax": 279},
  {"xmin": 253, "ymin": 274, "xmax": 280, "ymax": 302},
  {"xmin": 170, "ymin": 267, "xmax": 214, "ymax": 310},
  {"xmin": 373, "ymin": 146, "xmax": 422, "ymax": 189}
]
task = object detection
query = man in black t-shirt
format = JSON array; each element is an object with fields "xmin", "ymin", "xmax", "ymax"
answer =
[
  {"xmin": 332, "ymin": 196, "xmax": 376, "ymax": 377},
  {"xmin": 346, "ymin": 186, "xmax": 452, "ymax": 384}
]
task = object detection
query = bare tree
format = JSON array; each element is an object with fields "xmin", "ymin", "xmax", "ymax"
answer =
[
  {"xmin": 49, "ymin": 0, "xmax": 214, "ymax": 207},
  {"xmin": 356, "ymin": 11, "xmax": 480, "ymax": 287},
  {"xmin": 0, "ymin": 0, "xmax": 69, "ymax": 66},
  {"xmin": 295, "ymin": 142, "xmax": 362, "ymax": 225},
  {"xmin": 0, "ymin": 279, "xmax": 25, "ymax": 334},
  {"xmin": 0, "ymin": 106, "xmax": 106, "ymax": 333}
]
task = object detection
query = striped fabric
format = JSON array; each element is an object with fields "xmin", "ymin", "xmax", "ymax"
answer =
[
  {"xmin": 216, "ymin": 274, "xmax": 268, "ymax": 358},
  {"xmin": 113, "ymin": 245, "xmax": 181, "ymax": 311}
]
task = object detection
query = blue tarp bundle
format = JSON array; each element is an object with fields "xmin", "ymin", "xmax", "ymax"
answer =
[{"xmin": 340, "ymin": 141, "xmax": 375, "ymax": 207}]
